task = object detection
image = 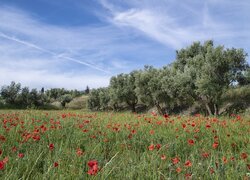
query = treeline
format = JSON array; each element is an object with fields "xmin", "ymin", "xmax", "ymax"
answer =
[
  {"xmin": 0, "ymin": 82, "xmax": 89, "ymax": 109},
  {"xmin": 88, "ymin": 40, "xmax": 250, "ymax": 115}
]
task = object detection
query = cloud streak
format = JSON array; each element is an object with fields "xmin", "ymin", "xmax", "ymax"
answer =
[
  {"xmin": 0, "ymin": 31, "xmax": 110, "ymax": 73},
  {"xmin": 99, "ymin": 0, "xmax": 250, "ymax": 51}
]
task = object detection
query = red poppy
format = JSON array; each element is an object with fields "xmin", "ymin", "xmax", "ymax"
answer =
[
  {"xmin": 12, "ymin": 146, "xmax": 17, "ymax": 152},
  {"xmin": 172, "ymin": 157, "xmax": 180, "ymax": 164},
  {"xmin": 163, "ymin": 114, "xmax": 169, "ymax": 119},
  {"xmin": 156, "ymin": 144, "xmax": 161, "ymax": 150},
  {"xmin": 206, "ymin": 124, "xmax": 211, "ymax": 128},
  {"xmin": 161, "ymin": 155, "xmax": 166, "ymax": 160},
  {"xmin": 18, "ymin": 153, "xmax": 24, "ymax": 158},
  {"xmin": 176, "ymin": 167, "xmax": 182, "ymax": 173},
  {"xmin": 182, "ymin": 124, "xmax": 187, "ymax": 128},
  {"xmin": 149, "ymin": 130, "xmax": 155, "ymax": 135},
  {"xmin": 184, "ymin": 160, "xmax": 192, "ymax": 167},
  {"xmin": 222, "ymin": 156, "xmax": 227, "ymax": 164},
  {"xmin": 188, "ymin": 139, "xmax": 195, "ymax": 145},
  {"xmin": 148, "ymin": 144, "xmax": 154, "ymax": 151},
  {"xmin": 185, "ymin": 173, "xmax": 192, "ymax": 179},
  {"xmin": 241, "ymin": 152, "xmax": 248, "ymax": 160},
  {"xmin": 0, "ymin": 161, "xmax": 4, "ymax": 170},
  {"xmin": 212, "ymin": 142, "xmax": 219, "ymax": 149},
  {"xmin": 87, "ymin": 160, "xmax": 99, "ymax": 175},
  {"xmin": 210, "ymin": 168, "xmax": 215, "ymax": 174},
  {"xmin": 49, "ymin": 143, "xmax": 54, "ymax": 151},
  {"xmin": 202, "ymin": 152, "xmax": 210, "ymax": 158},
  {"xmin": 54, "ymin": 162, "xmax": 59, "ymax": 167},
  {"xmin": 0, "ymin": 157, "xmax": 8, "ymax": 170},
  {"xmin": 76, "ymin": 148, "xmax": 84, "ymax": 156}
]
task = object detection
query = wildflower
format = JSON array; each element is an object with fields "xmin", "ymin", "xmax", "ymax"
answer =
[
  {"xmin": 212, "ymin": 142, "xmax": 219, "ymax": 149},
  {"xmin": 222, "ymin": 156, "xmax": 227, "ymax": 164},
  {"xmin": 12, "ymin": 146, "xmax": 17, "ymax": 152},
  {"xmin": 161, "ymin": 155, "xmax": 166, "ymax": 160},
  {"xmin": 87, "ymin": 160, "xmax": 99, "ymax": 175},
  {"xmin": 172, "ymin": 157, "xmax": 180, "ymax": 165},
  {"xmin": 54, "ymin": 162, "xmax": 59, "ymax": 167},
  {"xmin": 210, "ymin": 168, "xmax": 215, "ymax": 174},
  {"xmin": 241, "ymin": 153, "xmax": 248, "ymax": 160},
  {"xmin": 0, "ymin": 161, "xmax": 4, "ymax": 170},
  {"xmin": 148, "ymin": 144, "xmax": 154, "ymax": 151},
  {"xmin": 188, "ymin": 139, "xmax": 195, "ymax": 145},
  {"xmin": 202, "ymin": 152, "xmax": 210, "ymax": 158},
  {"xmin": 0, "ymin": 157, "xmax": 8, "ymax": 170},
  {"xmin": 206, "ymin": 124, "xmax": 211, "ymax": 128},
  {"xmin": 176, "ymin": 167, "xmax": 182, "ymax": 173},
  {"xmin": 182, "ymin": 124, "xmax": 187, "ymax": 129},
  {"xmin": 185, "ymin": 173, "xmax": 192, "ymax": 179},
  {"xmin": 49, "ymin": 143, "xmax": 54, "ymax": 151},
  {"xmin": 18, "ymin": 153, "xmax": 24, "ymax": 158},
  {"xmin": 184, "ymin": 160, "xmax": 192, "ymax": 167},
  {"xmin": 156, "ymin": 144, "xmax": 161, "ymax": 150},
  {"xmin": 76, "ymin": 148, "xmax": 84, "ymax": 156},
  {"xmin": 163, "ymin": 114, "xmax": 169, "ymax": 119}
]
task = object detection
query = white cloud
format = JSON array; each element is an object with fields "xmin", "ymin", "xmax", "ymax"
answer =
[
  {"xmin": 0, "ymin": 5, "xmax": 134, "ymax": 88},
  {"xmin": 99, "ymin": 0, "xmax": 250, "ymax": 51},
  {"xmin": 0, "ymin": 66, "xmax": 110, "ymax": 89}
]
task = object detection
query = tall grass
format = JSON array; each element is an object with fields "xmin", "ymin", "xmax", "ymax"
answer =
[{"xmin": 0, "ymin": 110, "xmax": 249, "ymax": 179}]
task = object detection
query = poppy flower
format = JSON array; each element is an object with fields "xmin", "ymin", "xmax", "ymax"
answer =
[
  {"xmin": 206, "ymin": 124, "xmax": 211, "ymax": 128},
  {"xmin": 212, "ymin": 142, "xmax": 219, "ymax": 149},
  {"xmin": 18, "ymin": 153, "xmax": 24, "ymax": 158},
  {"xmin": 148, "ymin": 144, "xmax": 154, "ymax": 151},
  {"xmin": 182, "ymin": 124, "xmax": 187, "ymax": 129},
  {"xmin": 156, "ymin": 144, "xmax": 161, "ymax": 150},
  {"xmin": 184, "ymin": 160, "xmax": 192, "ymax": 167},
  {"xmin": 87, "ymin": 160, "xmax": 99, "ymax": 175},
  {"xmin": 188, "ymin": 139, "xmax": 195, "ymax": 145},
  {"xmin": 172, "ymin": 157, "xmax": 180, "ymax": 165},
  {"xmin": 210, "ymin": 168, "xmax": 215, "ymax": 174},
  {"xmin": 0, "ymin": 157, "xmax": 8, "ymax": 170},
  {"xmin": 222, "ymin": 156, "xmax": 227, "ymax": 164},
  {"xmin": 241, "ymin": 153, "xmax": 248, "ymax": 160},
  {"xmin": 0, "ymin": 161, "xmax": 4, "ymax": 170},
  {"xmin": 76, "ymin": 148, "xmax": 84, "ymax": 156},
  {"xmin": 12, "ymin": 146, "xmax": 17, "ymax": 152},
  {"xmin": 49, "ymin": 143, "xmax": 54, "ymax": 151},
  {"xmin": 161, "ymin": 155, "xmax": 166, "ymax": 160},
  {"xmin": 176, "ymin": 167, "xmax": 182, "ymax": 173},
  {"xmin": 185, "ymin": 173, "xmax": 192, "ymax": 179},
  {"xmin": 163, "ymin": 114, "xmax": 169, "ymax": 119},
  {"xmin": 54, "ymin": 162, "xmax": 59, "ymax": 167},
  {"xmin": 202, "ymin": 152, "xmax": 210, "ymax": 158}
]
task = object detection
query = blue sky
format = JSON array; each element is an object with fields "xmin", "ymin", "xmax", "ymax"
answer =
[{"xmin": 0, "ymin": 0, "xmax": 249, "ymax": 90}]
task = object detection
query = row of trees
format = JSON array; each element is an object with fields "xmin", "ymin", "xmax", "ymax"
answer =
[
  {"xmin": 88, "ymin": 40, "xmax": 250, "ymax": 115},
  {"xmin": 0, "ymin": 82, "xmax": 89, "ymax": 109}
]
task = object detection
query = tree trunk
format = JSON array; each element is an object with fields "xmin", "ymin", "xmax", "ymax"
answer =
[
  {"xmin": 214, "ymin": 104, "xmax": 218, "ymax": 116},
  {"xmin": 131, "ymin": 103, "xmax": 136, "ymax": 113},
  {"xmin": 205, "ymin": 103, "xmax": 212, "ymax": 116},
  {"xmin": 155, "ymin": 102, "xmax": 165, "ymax": 115}
]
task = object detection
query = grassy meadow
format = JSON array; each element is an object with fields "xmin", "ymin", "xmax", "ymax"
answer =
[{"xmin": 0, "ymin": 110, "xmax": 249, "ymax": 179}]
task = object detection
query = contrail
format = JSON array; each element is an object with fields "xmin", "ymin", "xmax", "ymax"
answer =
[{"xmin": 0, "ymin": 32, "xmax": 110, "ymax": 74}]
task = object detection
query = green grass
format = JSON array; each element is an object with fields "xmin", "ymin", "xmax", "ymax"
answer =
[{"xmin": 0, "ymin": 110, "xmax": 249, "ymax": 179}]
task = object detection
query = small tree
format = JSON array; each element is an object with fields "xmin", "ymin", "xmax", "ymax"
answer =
[
  {"xmin": 85, "ymin": 86, "xmax": 90, "ymax": 94},
  {"xmin": 0, "ymin": 81, "xmax": 21, "ymax": 104}
]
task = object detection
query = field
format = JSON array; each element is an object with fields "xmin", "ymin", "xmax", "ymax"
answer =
[{"xmin": 0, "ymin": 110, "xmax": 249, "ymax": 179}]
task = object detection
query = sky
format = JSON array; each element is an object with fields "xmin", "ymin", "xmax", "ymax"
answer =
[{"xmin": 0, "ymin": 0, "xmax": 249, "ymax": 90}]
